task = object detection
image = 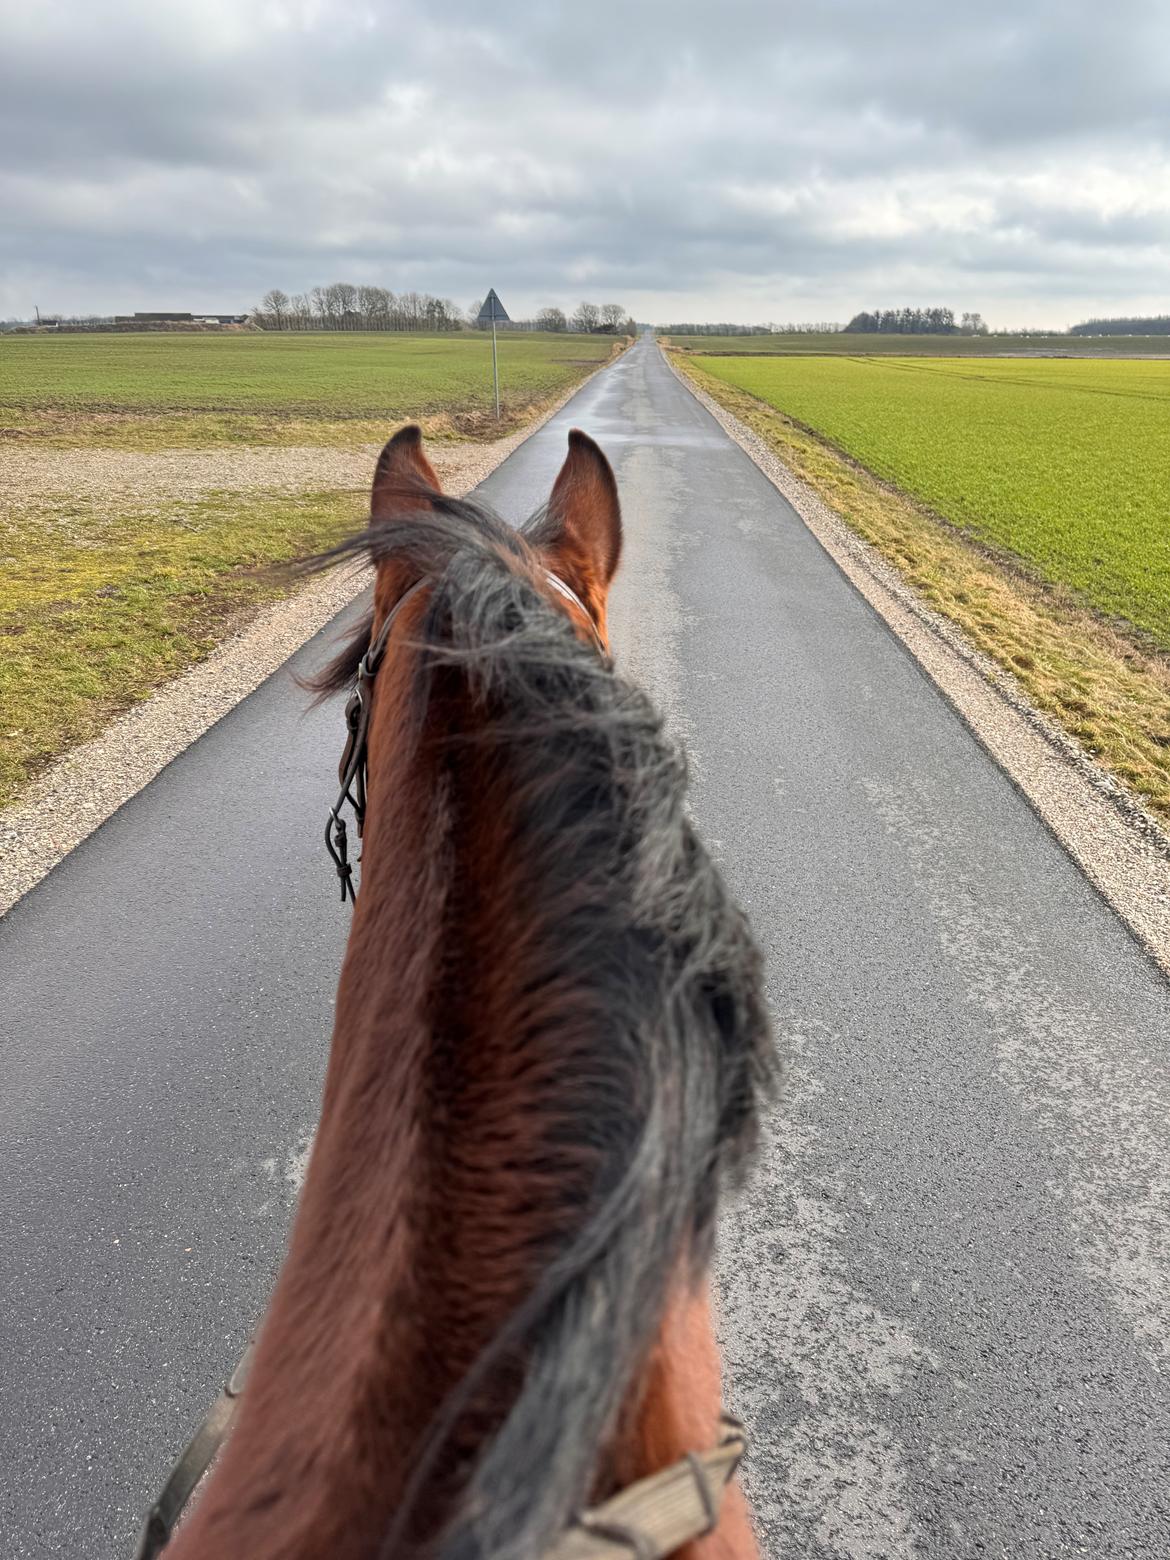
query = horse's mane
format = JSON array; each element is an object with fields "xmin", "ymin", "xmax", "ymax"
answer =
[{"xmin": 309, "ymin": 492, "xmax": 775, "ymax": 1560}]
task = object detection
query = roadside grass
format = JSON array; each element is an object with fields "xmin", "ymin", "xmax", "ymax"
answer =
[
  {"xmin": 676, "ymin": 358, "xmax": 1170, "ymax": 822},
  {"xmin": 0, "ymin": 488, "xmax": 363, "ymax": 805},
  {"xmin": 0, "ymin": 331, "xmax": 620, "ymax": 449},
  {"xmin": 664, "ymin": 331, "xmax": 1170, "ymax": 357}
]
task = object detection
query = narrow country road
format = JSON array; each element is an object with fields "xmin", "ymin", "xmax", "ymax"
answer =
[{"xmin": 2, "ymin": 336, "xmax": 1169, "ymax": 1558}]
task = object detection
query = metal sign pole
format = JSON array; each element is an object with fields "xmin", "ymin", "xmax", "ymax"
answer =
[
  {"xmin": 477, "ymin": 290, "xmax": 509, "ymax": 420},
  {"xmin": 492, "ymin": 309, "xmax": 500, "ymax": 420}
]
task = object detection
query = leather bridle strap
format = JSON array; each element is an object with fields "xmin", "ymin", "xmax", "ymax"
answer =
[
  {"xmin": 132, "ymin": 1347, "xmax": 252, "ymax": 1560},
  {"xmin": 326, "ymin": 567, "xmax": 604, "ymax": 904},
  {"xmin": 133, "ymin": 1337, "xmax": 745, "ymax": 1560},
  {"xmin": 325, "ymin": 576, "xmax": 430, "ymax": 902},
  {"xmin": 552, "ymin": 1417, "xmax": 748, "ymax": 1560}
]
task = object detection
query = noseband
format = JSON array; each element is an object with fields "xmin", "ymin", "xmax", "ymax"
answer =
[{"xmin": 326, "ymin": 569, "xmax": 605, "ymax": 904}]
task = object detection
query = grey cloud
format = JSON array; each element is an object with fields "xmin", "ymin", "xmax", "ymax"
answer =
[{"xmin": 1, "ymin": 0, "xmax": 1168, "ymax": 325}]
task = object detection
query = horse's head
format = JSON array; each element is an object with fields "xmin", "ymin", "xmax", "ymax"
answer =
[{"xmin": 366, "ymin": 421, "xmax": 622, "ymax": 652}]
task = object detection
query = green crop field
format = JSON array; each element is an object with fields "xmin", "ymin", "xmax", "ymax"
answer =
[
  {"xmin": 665, "ymin": 332, "xmax": 1169, "ymax": 358},
  {"xmin": 0, "ymin": 330, "xmax": 617, "ymax": 443},
  {"xmin": 693, "ymin": 354, "xmax": 1170, "ymax": 648},
  {"xmin": 0, "ymin": 329, "xmax": 622, "ymax": 805}
]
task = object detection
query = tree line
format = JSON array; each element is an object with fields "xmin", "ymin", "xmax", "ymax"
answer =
[
  {"xmin": 256, "ymin": 286, "xmax": 464, "ymax": 331},
  {"xmin": 526, "ymin": 302, "xmax": 633, "ymax": 333},
  {"xmin": 1069, "ymin": 314, "xmax": 1170, "ymax": 336},
  {"xmin": 844, "ymin": 308, "xmax": 987, "ymax": 335},
  {"xmin": 660, "ymin": 322, "xmax": 841, "ymax": 335},
  {"xmin": 252, "ymin": 286, "xmax": 635, "ymax": 334}
]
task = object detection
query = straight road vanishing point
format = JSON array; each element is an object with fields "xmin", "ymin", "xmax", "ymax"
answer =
[{"xmin": 2, "ymin": 337, "xmax": 1168, "ymax": 1558}]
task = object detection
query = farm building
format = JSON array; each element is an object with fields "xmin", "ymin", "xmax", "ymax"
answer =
[{"xmin": 113, "ymin": 312, "xmax": 248, "ymax": 325}]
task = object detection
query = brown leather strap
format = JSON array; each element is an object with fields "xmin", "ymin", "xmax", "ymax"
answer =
[
  {"xmin": 548, "ymin": 1418, "xmax": 748, "ymax": 1560},
  {"xmin": 132, "ymin": 1347, "xmax": 252, "ymax": 1560},
  {"xmin": 135, "ymin": 1343, "xmax": 745, "ymax": 1560}
]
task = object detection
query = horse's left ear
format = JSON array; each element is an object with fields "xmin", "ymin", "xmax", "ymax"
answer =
[
  {"xmin": 371, "ymin": 424, "xmax": 442, "ymax": 519},
  {"xmin": 543, "ymin": 429, "xmax": 622, "ymax": 611}
]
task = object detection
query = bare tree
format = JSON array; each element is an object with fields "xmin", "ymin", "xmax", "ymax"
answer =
[
  {"xmin": 599, "ymin": 303, "xmax": 625, "ymax": 331},
  {"xmin": 571, "ymin": 301, "xmax": 600, "ymax": 332},
  {"xmin": 536, "ymin": 306, "xmax": 567, "ymax": 332},
  {"xmin": 331, "ymin": 283, "xmax": 358, "ymax": 326},
  {"xmin": 310, "ymin": 285, "xmax": 332, "ymax": 329},
  {"xmin": 260, "ymin": 289, "xmax": 289, "ymax": 330},
  {"xmin": 357, "ymin": 285, "xmax": 384, "ymax": 329}
]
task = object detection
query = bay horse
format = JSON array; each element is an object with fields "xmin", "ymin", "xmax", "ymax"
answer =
[{"xmin": 164, "ymin": 425, "xmax": 775, "ymax": 1560}]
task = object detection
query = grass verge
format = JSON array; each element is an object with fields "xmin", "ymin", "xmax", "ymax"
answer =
[
  {"xmin": 0, "ymin": 488, "xmax": 362, "ymax": 805},
  {"xmin": 675, "ymin": 356, "xmax": 1170, "ymax": 823}
]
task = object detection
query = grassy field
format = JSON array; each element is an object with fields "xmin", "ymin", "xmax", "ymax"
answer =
[
  {"xmin": 0, "ymin": 487, "xmax": 363, "ymax": 804},
  {"xmin": 0, "ymin": 330, "xmax": 619, "ymax": 447},
  {"xmin": 1, "ymin": 330, "xmax": 621, "ymax": 805},
  {"xmin": 664, "ymin": 332, "xmax": 1170, "ymax": 358},
  {"xmin": 692, "ymin": 355, "xmax": 1170, "ymax": 645},
  {"xmin": 677, "ymin": 353, "xmax": 1170, "ymax": 817}
]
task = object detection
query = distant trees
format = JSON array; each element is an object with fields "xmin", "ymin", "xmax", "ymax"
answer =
[
  {"xmin": 660, "ymin": 322, "xmax": 841, "ymax": 335},
  {"xmin": 250, "ymin": 286, "xmax": 633, "ymax": 334},
  {"xmin": 1069, "ymin": 314, "xmax": 1170, "ymax": 335},
  {"xmin": 841, "ymin": 307, "xmax": 989, "ymax": 335},
  {"xmin": 252, "ymin": 284, "xmax": 463, "ymax": 331},
  {"xmin": 569, "ymin": 301, "xmax": 631, "ymax": 333},
  {"xmin": 845, "ymin": 307, "xmax": 962, "ymax": 334}
]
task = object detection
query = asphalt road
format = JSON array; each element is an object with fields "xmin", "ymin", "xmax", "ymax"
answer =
[{"xmin": 3, "ymin": 336, "xmax": 1169, "ymax": 1559}]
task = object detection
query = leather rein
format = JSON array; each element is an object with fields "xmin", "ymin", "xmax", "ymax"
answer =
[{"xmin": 326, "ymin": 568, "xmax": 605, "ymax": 904}]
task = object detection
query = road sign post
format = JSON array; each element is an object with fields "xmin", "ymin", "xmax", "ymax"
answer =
[
  {"xmin": 476, "ymin": 289, "xmax": 510, "ymax": 419},
  {"xmin": 492, "ymin": 314, "xmax": 499, "ymax": 420}
]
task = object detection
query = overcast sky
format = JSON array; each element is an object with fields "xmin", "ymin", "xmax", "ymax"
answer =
[{"xmin": 2, "ymin": 0, "xmax": 1168, "ymax": 328}]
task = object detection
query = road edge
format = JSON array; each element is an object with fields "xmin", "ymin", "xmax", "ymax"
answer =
[
  {"xmin": 665, "ymin": 347, "xmax": 1170, "ymax": 979},
  {"xmin": 0, "ymin": 351, "xmax": 623, "ymax": 918}
]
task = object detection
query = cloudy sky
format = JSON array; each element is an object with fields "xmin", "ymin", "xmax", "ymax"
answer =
[{"xmin": 2, "ymin": 0, "xmax": 1168, "ymax": 328}]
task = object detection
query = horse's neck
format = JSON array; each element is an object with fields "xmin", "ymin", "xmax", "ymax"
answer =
[{"xmin": 169, "ymin": 667, "xmax": 577, "ymax": 1556}]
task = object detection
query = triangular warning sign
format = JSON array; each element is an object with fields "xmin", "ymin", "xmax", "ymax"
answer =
[{"xmin": 476, "ymin": 289, "xmax": 510, "ymax": 324}]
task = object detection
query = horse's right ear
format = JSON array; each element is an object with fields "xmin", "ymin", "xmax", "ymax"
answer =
[{"xmin": 371, "ymin": 425, "xmax": 442, "ymax": 520}]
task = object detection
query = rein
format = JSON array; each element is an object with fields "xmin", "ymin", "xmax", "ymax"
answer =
[{"xmin": 326, "ymin": 568, "xmax": 605, "ymax": 904}]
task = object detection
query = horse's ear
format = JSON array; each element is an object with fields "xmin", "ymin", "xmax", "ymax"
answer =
[
  {"xmin": 371, "ymin": 424, "xmax": 442, "ymax": 519},
  {"xmin": 542, "ymin": 429, "xmax": 622, "ymax": 609}
]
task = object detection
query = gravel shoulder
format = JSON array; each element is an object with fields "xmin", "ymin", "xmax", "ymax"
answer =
[
  {"xmin": 668, "ymin": 350, "xmax": 1170, "ymax": 977},
  {"xmin": 0, "ymin": 387, "xmax": 598, "ymax": 915},
  {"xmin": 0, "ymin": 438, "xmax": 516, "ymax": 508}
]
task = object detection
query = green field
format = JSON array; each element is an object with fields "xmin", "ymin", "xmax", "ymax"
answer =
[
  {"xmin": 0, "ymin": 330, "xmax": 622, "ymax": 804},
  {"xmin": 0, "ymin": 331, "xmax": 618, "ymax": 444},
  {"xmin": 665, "ymin": 332, "xmax": 1170, "ymax": 358},
  {"xmin": 694, "ymin": 354, "xmax": 1170, "ymax": 648}
]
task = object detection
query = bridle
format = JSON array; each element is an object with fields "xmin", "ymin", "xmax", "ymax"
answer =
[{"xmin": 325, "ymin": 568, "xmax": 605, "ymax": 904}]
